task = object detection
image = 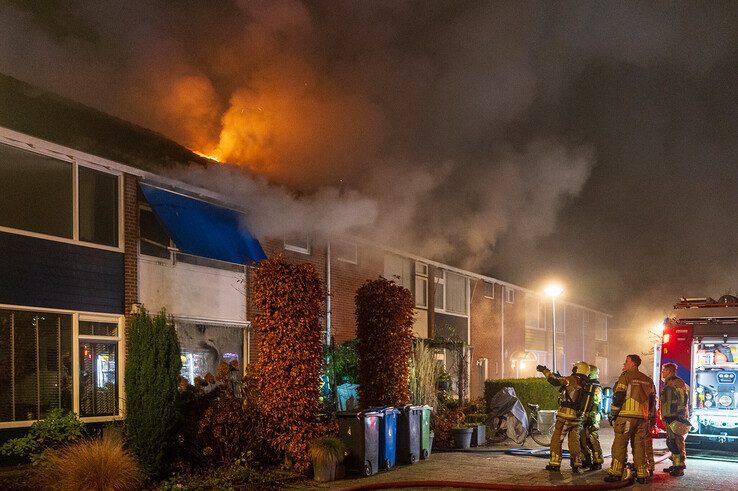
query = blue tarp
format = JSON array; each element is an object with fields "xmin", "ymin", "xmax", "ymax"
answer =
[{"xmin": 140, "ymin": 183, "xmax": 267, "ymax": 264}]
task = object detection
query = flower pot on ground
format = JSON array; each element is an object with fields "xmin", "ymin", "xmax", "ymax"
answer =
[
  {"xmin": 471, "ymin": 424, "xmax": 486, "ymax": 447},
  {"xmin": 310, "ymin": 436, "xmax": 346, "ymax": 483},
  {"xmin": 451, "ymin": 427, "xmax": 473, "ymax": 449}
]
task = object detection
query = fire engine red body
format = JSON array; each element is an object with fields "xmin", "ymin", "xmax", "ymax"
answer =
[{"xmin": 655, "ymin": 295, "xmax": 738, "ymax": 449}]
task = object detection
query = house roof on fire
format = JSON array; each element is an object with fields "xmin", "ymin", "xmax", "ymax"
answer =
[{"xmin": 0, "ymin": 73, "xmax": 213, "ymax": 173}]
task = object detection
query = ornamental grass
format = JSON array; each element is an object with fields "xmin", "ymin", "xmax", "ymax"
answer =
[{"xmin": 35, "ymin": 437, "xmax": 142, "ymax": 491}]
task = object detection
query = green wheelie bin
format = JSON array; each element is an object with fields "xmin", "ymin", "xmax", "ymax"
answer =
[{"xmin": 419, "ymin": 405, "xmax": 433, "ymax": 459}]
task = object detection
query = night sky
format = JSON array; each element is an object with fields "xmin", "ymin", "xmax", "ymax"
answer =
[{"xmin": 1, "ymin": 1, "xmax": 737, "ymax": 332}]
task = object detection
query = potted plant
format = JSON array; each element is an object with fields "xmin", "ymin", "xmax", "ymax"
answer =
[
  {"xmin": 465, "ymin": 414, "xmax": 486, "ymax": 447},
  {"xmin": 310, "ymin": 436, "xmax": 346, "ymax": 482},
  {"xmin": 451, "ymin": 424, "xmax": 474, "ymax": 449}
]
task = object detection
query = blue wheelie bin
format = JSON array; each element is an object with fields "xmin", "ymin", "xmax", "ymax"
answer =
[
  {"xmin": 338, "ymin": 410, "xmax": 382, "ymax": 476},
  {"xmin": 397, "ymin": 405, "xmax": 422, "ymax": 464},
  {"xmin": 371, "ymin": 407, "xmax": 400, "ymax": 470}
]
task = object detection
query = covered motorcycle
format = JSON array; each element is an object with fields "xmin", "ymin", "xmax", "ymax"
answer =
[{"xmin": 487, "ymin": 387, "xmax": 529, "ymax": 444}]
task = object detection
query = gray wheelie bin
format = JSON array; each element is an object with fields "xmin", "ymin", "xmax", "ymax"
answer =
[
  {"xmin": 338, "ymin": 410, "xmax": 382, "ymax": 476},
  {"xmin": 396, "ymin": 405, "xmax": 422, "ymax": 464}
]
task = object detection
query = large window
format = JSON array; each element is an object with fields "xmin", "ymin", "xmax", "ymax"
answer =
[
  {"xmin": 415, "ymin": 262, "xmax": 428, "ymax": 308},
  {"xmin": 78, "ymin": 166, "xmax": 118, "ymax": 246},
  {"xmin": 0, "ymin": 310, "xmax": 73, "ymax": 422},
  {"xmin": 525, "ymin": 295, "xmax": 541, "ymax": 329},
  {"xmin": 139, "ymin": 206, "xmax": 172, "ymax": 258},
  {"xmin": 0, "ymin": 144, "xmax": 73, "ymax": 238},
  {"xmin": 78, "ymin": 320, "xmax": 119, "ymax": 417},
  {"xmin": 595, "ymin": 315, "xmax": 607, "ymax": 341},
  {"xmin": 445, "ymin": 272, "xmax": 467, "ymax": 314},
  {"xmin": 0, "ymin": 144, "xmax": 120, "ymax": 248},
  {"xmin": 176, "ymin": 321, "xmax": 244, "ymax": 384},
  {"xmin": 284, "ymin": 232, "xmax": 311, "ymax": 254},
  {"xmin": 433, "ymin": 269, "xmax": 445, "ymax": 310},
  {"xmin": 383, "ymin": 254, "xmax": 413, "ymax": 290}
]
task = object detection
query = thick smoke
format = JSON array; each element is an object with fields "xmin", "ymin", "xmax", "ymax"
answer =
[{"xmin": 1, "ymin": 1, "xmax": 737, "ymax": 336}]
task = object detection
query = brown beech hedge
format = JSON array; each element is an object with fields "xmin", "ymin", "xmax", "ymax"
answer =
[
  {"xmin": 355, "ymin": 277, "xmax": 415, "ymax": 408},
  {"xmin": 253, "ymin": 257, "xmax": 326, "ymax": 473}
]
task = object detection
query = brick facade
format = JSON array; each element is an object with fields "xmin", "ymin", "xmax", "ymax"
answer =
[{"xmin": 123, "ymin": 173, "xmax": 139, "ymax": 318}]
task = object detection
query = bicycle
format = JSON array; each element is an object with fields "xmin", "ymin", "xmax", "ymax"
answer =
[{"xmin": 487, "ymin": 403, "xmax": 555, "ymax": 446}]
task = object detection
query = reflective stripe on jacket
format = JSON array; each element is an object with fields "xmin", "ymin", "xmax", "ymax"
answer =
[{"xmin": 611, "ymin": 367, "xmax": 655, "ymax": 419}]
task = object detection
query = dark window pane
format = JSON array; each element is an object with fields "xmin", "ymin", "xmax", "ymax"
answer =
[
  {"xmin": 79, "ymin": 341, "xmax": 118, "ymax": 416},
  {"xmin": 139, "ymin": 207, "xmax": 171, "ymax": 258},
  {"xmin": 38, "ymin": 314, "xmax": 72, "ymax": 418},
  {"xmin": 79, "ymin": 321, "xmax": 118, "ymax": 337},
  {"xmin": 79, "ymin": 166, "xmax": 118, "ymax": 246},
  {"xmin": 0, "ymin": 144, "xmax": 73, "ymax": 238},
  {"xmin": 0, "ymin": 311, "xmax": 12, "ymax": 421},
  {"xmin": 13, "ymin": 311, "xmax": 38, "ymax": 421}
]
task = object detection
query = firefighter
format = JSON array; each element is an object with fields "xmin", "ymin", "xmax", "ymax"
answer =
[
  {"xmin": 536, "ymin": 361, "xmax": 590, "ymax": 473},
  {"xmin": 604, "ymin": 354, "xmax": 655, "ymax": 484},
  {"xmin": 660, "ymin": 362, "xmax": 690, "ymax": 476},
  {"xmin": 580, "ymin": 364, "xmax": 604, "ymax": 470}
]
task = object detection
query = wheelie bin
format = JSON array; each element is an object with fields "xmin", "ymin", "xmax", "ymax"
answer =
[
  {"xmin": 338, "ymin": 410, "xmax": 382, "ymax": 476},
  {"xmin": 371, "ymin": 407, "xmax": 400, "ymax": 469},
  {"xmin": 419, "ymin": 405, "xmax": 433, "ymax": 459},
  {"xmin": 397, "ymin": 405, "xmax": 422, "ymax": 464}
]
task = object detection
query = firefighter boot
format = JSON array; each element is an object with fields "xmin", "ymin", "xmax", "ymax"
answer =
[
  {"xmin": 603, "ymin": 474, "xmax": 621, "ymax": 482},
  {"xmin": 545, "ymin": 464, "xmax": 560, "ymax": 472},
  {"xmin": 670, "ymin": 466, "xmax": 685, "ymax": 477}
]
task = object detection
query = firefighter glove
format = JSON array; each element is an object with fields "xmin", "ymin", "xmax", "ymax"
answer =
[{"xmin": 536, "ymin": 365, "xmax": 547, "ymax": 373}]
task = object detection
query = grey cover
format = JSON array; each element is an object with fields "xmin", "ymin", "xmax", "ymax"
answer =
[{"xmin": 488, "ymin": 387, "xmax": 529, "ymax": 433}]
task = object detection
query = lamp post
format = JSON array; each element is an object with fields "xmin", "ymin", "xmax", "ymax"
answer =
[{"xmin": 544, "ymin": 283, "xmax": 564, "ymax": 373}]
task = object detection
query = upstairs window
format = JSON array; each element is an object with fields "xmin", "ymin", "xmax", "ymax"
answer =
[
  {"xmin": 415, "ymin": 262, "xmax": 428, "ymax": 308},
  {"xmin": 525, "ymin": 295, "xmax": 541, "ymax": 329},
  {"xmin": 433, "ymin": 269, "xmax": 445, "ymax": 310},
  {"xmin": 505, "ymin": 287, "xmax": 515, "ymax": 304},
  {"xmin": 484, "ymin": 281, "xmax": 495, "ymax": 299},
  {"xmin": 0, "ymin": 144, "xmax": 120, "ymax": 248},
  {"xmin": 78, "ymin": 166, "xmax": 118, "ymax": 246},
  {"xmin": 284, "ymin": 232, "xmax": 310, "ymax": 254},
  {"xmin": 445, "ymin": 272, "xmax": 468, "ymax": 315},
  {"xmin": 333, "ymin": 240, "xmax": 358, "ymax": 264},
  {"xmin": 0, "ymin": 144, "xmax": 73, "ymax": 238},
  {"xmin": 595, "ymin": 315, "xmax": 607, "ymax": 341},
  {"xmin": 139, "ymin": 206, "xmax": 172, "ymax": 258}
]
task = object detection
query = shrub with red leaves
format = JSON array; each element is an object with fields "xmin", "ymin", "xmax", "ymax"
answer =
[
  {"xmin": 252, "ymin": 257, "xmax": 327, "ymax": 473},
  {"xmin": 355, "ymin": 277, "xmax": 415, "ymax": 408}
]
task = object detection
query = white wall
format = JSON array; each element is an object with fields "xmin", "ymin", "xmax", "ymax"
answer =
[{"xmin": 138, "ymin": 256, "xmax": 246, "ymax": 323}]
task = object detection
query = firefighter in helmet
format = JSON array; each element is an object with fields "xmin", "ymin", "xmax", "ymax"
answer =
[
  {"xmin": 580, "ymin": 364, "xmax": 604, "ymax": 470},
  {"xmin": 660, "ymin": 362, "xmax": 690, "ymax": 476},
  {"xmin": 604, "ymin": 354, "xmax": 656, "ymax": 484},
  {"xmin": 644, "ymin": 376, "xmax": 657, "ymax": 477},
  {"xmin": 536, "ymin": 360, "xmax": 590, "ymax": 473}
]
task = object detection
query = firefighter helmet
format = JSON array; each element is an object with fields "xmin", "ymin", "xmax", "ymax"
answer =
[
  {"xmin": 573, "ymin": 361, "xmax": 590, "ymax": 375},
  {"xmin": 588, "ymin": 364, "xmax": 600, "ymax": 380}
]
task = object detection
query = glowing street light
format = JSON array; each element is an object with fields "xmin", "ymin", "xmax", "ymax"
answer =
[{"xmin": 544, "ymin": 283, "xmax": 565, "ymax": 373}]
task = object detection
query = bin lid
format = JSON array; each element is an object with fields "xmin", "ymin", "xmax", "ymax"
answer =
[{"xmin": 337, "ymin": 410, "xmax": 383, "ymax": 419}]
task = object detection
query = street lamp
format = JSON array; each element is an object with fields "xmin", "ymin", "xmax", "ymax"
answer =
[{"xmin": 544, "ymin": 283, "xmax": 564, "ymax": 373}]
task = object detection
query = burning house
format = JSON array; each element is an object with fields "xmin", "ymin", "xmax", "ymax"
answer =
[{"xmin": 0, "ymin": 74, "xmax": 612, "ymax": 433}]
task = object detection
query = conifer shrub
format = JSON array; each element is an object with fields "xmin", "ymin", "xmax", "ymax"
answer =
[
  {"xmin": 124, "ymin": 308, "xmax": 182, "ymax": 477},
  {"xmin": 252, "ymin": 257, "xmax": 327, "ymax": 473},
  {"xmin": 355, "ymin": 277, "xmax": 415, "ymax": 408}
]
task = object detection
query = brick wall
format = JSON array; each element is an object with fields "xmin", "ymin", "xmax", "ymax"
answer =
[
  {"xmin": 468, "ymin": 280, "xmax": 502, "ymax": 399},
  {"xmin": 123, "ymin": 173, "xmax": 138, "ymax": 318}
]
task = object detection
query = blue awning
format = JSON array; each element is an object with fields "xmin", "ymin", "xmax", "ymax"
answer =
[{"xmin": 140, "ymin": 183, "xmax": 266, "ymax": 264}]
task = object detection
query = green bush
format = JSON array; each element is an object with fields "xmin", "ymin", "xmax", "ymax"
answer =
[
  {"xmin": 0, "ymin": 409, "xmax": 84, "ymax": 464},
  {"xmin": 125, "ymin": 308, "xmax": 182, "ymax": 477},
  {"xmin": 484, "ymin": 377, "xmax": 559, "ymax": 413},
  {"xmin": 333, "ymin": 340, "xmax": 358, "ymax": 384}
]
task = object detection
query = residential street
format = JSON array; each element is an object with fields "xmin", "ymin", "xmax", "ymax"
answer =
[{"xmin": 295, "ymin": 427, "xmax": 738, "ymax": 490}]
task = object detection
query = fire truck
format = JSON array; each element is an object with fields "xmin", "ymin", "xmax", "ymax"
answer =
[{"xmin": 655, "ymin": 295, "xmax": 738, "ymax": 449}]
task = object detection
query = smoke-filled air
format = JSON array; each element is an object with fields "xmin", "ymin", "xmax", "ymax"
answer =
[{"xmin": 1, "ymin": 1, "xmax": 737, "ymax": 327}]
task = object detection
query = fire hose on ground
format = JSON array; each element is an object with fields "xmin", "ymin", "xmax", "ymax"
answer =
[{"xmin": 338, "ymin": 451, "xmax": 672, "ymax": 490}]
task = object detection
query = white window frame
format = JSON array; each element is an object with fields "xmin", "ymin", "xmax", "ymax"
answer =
[
  {"xmin": 505, "ymin": 287, "xmax": 515, "ymax": 304},
  {"xmin": 595, "ymin": 315, "xmax": 608, "ymax": 341},
  {"xmin": 483, "ymin": 281, "xmax": 495, "ymax": 299},
  {"xmin": 0, "ymin": 304, "xmax": 125, "ymax": 428},
  {"xmin": 415, "ymin": 262, "xmax": 428, "ymax": 308},
  {"xmin": 75, "ymin": 313, "xmax": 125, "ymax": 422},
  {"xmin": 284, "ymin": 233, "xmax": 311, "ymax": 254},
  {"xmin": 0, "ymin": 142, "xmax": 124, "ymax": 253},
  {"xmin": 333, "ymin": 239, "xmax": 358, "ymax": 264},
  {"xmin": 433, "ymin": 270, "xmax": 446, "ymax": 312}
]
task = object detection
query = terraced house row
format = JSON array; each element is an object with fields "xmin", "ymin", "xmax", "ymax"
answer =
[{"xmin": 0, "ymin": 75, "xmax": 612, "ymax": 433}]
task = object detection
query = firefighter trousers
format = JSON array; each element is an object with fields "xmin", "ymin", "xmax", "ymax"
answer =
[
  {"xmin": 549, "ymin": 416, "xmax": 582, "ymax": 468},
  {"xmin": 580, "ymin": 422, "xmax": 603, "ymax": 465},
  {"xmin": 608, "ymin": 417, "xmax": 649, "ymax": 479},
  {"xmin": 643, "ymin": 432, "xmax": 655, "ymax": 473},
  {"xmin": 666, "ymin": 426, "xmax": 686, "ymax": 468}
]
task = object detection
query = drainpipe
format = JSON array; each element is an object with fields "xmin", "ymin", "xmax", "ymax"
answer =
[
  {"xmin": 500, "ymin": 285, "xmax": 505, "ymax": 378},
  {"xmin": 326, "ymin": 240, "xmax": 331, "ymax": 344}
]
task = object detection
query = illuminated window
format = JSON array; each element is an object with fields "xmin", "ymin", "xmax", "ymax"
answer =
[
  {"xmin": 176, "ymin": 322, "xmax": 244, "ymax": 384},
  {"xmin": 78, "ymin": 320, "xmax": 119, "ymax": 417}
]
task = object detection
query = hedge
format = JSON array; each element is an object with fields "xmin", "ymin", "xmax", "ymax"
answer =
[{"xmin": 484, "ymin": 377, "xmax": 559, "ymax": 413}]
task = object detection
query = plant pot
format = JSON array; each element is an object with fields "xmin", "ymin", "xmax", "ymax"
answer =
[
  {"xmin": 451, "ymin": 427, "xmax": 473, "ymax": 449},
  {"xmin": 313, "ymin": 459, "xmax": 337, "ymax": 482},
  {"xmin": 471, "ymin": 424, "xmax": 486, "ymax": 447}
]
